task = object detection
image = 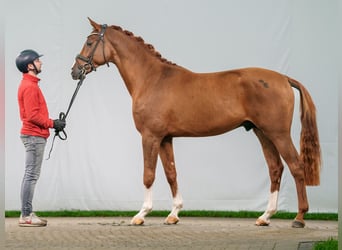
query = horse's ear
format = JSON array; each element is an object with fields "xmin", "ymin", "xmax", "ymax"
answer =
[{"xmin": 87, "ymin": 17, "xmax": 101, "ymax": 31}]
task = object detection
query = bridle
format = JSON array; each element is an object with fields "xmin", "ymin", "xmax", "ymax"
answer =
[
  {"xmin": 47, "ymin": 24, "xmax": 110, "ymax": 160},
  {"xmin": 75, "ymin": 24, "xmax": 110, "ymax": 76}
]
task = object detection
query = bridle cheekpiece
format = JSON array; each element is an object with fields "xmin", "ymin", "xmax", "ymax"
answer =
[{"xmin": 75, "ymin": 24, "xmax": 109, "ymax": 75}]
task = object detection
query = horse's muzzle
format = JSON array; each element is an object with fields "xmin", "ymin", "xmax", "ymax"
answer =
[{"xmin": 71, "ymin": 64, "xmax": 84, "ymax": 80}]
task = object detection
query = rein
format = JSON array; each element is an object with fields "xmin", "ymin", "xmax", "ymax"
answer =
[{"xmin": 46, "ymin": 75, "xmax": 85, "ymax": 160}]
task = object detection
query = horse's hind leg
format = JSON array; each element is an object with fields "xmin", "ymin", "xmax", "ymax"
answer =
[
  {"xmin": 254, "ymin": 128, "xmax": 284, "ymax": 226},
  {"xmin": 269, "ymin": 133, "xmax": 308, "ymax": 228},
  {"xmin": 159, "ymin": 137, "xmax": 183, "ymax": 225}
]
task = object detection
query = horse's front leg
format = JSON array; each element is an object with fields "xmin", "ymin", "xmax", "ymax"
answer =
[
  {"xmin": 131, "ymin": 134, "xmax": 161, "ymax": 225},
  {"xmin": 159, "ymin": 137, "xmax": 183, "ymax": 225}
]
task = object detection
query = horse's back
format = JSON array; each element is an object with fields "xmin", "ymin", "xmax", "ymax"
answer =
[
  {"xmin": 193, "ymin": 67, "xmax": 295, "ymax": 133},
  {"xmin": 156, "ymin": 67, "xmax": 295, "ymax": 137}
]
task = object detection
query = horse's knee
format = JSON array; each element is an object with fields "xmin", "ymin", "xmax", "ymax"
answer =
[
  {"xmin": 143, "ymin": 172, "xmax": 156, "ymax": 188},
  {"xmin": 166, "ymin": 172, "xmax": 177, "ymax": 185}
]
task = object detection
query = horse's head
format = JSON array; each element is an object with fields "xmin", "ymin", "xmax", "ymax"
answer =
[{"xmin": 71, "ymin": 18, "xmax": 110, "ymax": 80}]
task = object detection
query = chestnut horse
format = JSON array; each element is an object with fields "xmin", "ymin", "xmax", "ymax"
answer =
[{"xmin": 71, "ymin": 18, "xmax": 321, "ymax": 228}]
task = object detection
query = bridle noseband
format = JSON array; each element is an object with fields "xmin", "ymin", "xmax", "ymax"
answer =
[{"xmin": 76, "ymin": 24, "xmax": 109, "ymax": 75}]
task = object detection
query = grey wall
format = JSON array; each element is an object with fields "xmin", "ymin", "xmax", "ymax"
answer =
[{"xmin": 5, "ymin": 0, "xmax": 338, "ymax": 212}]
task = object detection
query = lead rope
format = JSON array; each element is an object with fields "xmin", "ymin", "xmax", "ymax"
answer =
[{"xmin": 46, "ymin": 75, "xmax": 86, "ymax": 160}]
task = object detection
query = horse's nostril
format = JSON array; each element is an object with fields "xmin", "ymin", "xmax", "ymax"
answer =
[
  {"xmin": 71, "ymin": 70, "xmax": 79, "ymax": 80},
  {"xmin": 71, "ymin": 66, "xmax": 83, "ymax": 80}
]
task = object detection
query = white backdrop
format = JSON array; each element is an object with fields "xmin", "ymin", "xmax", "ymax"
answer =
[{"xmin": 5, "ymin": 0, "xmax": 338, "ymax": 212}]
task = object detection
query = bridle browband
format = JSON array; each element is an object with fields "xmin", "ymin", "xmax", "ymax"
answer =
[{"xmin": 76, "ymin": 24, "xmax": 109, "ymax": 74}]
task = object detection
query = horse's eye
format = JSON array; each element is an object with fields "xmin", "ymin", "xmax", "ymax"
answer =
[{"xmin": 86, "ymin": 41, "xmax": 93, "ymax": 47}]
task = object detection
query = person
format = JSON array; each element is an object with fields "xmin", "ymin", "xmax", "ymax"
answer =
[{"xmin": 15, "ymin": 49, "xmax": 66, "ymax": 227}]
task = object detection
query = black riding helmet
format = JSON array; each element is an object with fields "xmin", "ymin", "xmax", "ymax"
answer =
[{"xmin": 15, "ymin": 49, "xmax": 43, "ymax": 73}]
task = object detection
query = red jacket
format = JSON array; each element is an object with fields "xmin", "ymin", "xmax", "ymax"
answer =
[{"xmin": 18, "ymin": 73, "xmax": 54, "ymax": 138}]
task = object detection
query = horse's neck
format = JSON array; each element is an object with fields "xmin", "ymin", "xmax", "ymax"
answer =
[{"xmin": 111, "ymin": 31, "xmax": 162, "ymax": 97}]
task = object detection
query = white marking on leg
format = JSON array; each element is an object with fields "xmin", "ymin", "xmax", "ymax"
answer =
[
  {"xmin": 167, "ymin": 192, "xmax": 183, "ymax": 219},
  {"xmin": 131, "ymin": 187, "xmax": 153, "ymax": 224},
  {"xmin": 258, "ymin": 191, "xmax": 279, "ymax": 224}
]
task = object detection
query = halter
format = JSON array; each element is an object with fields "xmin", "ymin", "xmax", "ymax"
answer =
[{"xmin": 76, "ymin": 24, "xmax": 109, "ymax": 74}]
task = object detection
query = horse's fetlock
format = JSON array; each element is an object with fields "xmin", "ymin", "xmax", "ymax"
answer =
[
  {"xmin": 174, "ymin": 202, "xmax": 183, "ymax": 210},
  {"xmin": 268, "ymin": 209, "xmax": 277, "ymax": 215},
  {"xmin": 142, "ymin": 205, "xmax": 153, "ymax": 213},
  {"xmin": 300, "ymin": 207, "xmax": 309, "ymax": 214}
]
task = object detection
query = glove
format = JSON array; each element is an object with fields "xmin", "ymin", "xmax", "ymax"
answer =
[{"xmin": 53, "ymin": 119, "xmax": 66, "ymax": 131}]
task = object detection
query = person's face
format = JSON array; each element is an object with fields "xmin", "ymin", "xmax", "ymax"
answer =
[{"xmin": 28, "ymin": 58, "xmax": 42, "ymax": 74}]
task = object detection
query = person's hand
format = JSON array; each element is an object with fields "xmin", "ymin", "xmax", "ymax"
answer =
[{"xmin": 53, "ymin": 119, "xmax": 66, "ymax": 131}]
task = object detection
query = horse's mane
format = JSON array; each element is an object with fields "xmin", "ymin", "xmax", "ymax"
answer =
[{"xmin": 109, "ymin": 25, "xmax": 176, "ymax": 65}]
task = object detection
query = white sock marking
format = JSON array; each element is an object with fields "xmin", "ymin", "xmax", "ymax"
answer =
[
  {"xmin": 132, "ymin": 187, "xmax": 153, "ymax": 222},
  {"xmin": 259, "ymin": 191, "xmax": 279, "ymax": 223},
  {"xmin": 168, "ymin": 192, "xmax": 183, "ymax": 219}
]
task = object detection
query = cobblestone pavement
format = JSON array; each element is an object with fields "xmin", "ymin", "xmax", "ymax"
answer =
[{"xmin": 5, "ymin": 217, "xmax": 337, "ymax": 250}]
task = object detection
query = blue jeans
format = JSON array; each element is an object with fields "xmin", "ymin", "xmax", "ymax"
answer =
[{"xmin": 20, "ymin": 135, "xmax": 46, "ymax": 216}]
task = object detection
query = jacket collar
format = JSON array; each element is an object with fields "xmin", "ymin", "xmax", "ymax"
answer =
[{"xmin": 23, "ymin": 73, "xmax": 40, "ymax": 83}]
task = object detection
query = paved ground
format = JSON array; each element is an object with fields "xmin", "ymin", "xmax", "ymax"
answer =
[{"xmin": 5, "ymin": 217, "xmax": 337, "ymax": 250}]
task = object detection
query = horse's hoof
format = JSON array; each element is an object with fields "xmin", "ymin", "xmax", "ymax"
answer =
[
  {"xmin": 292, "ymin": 220, "xmax": 305, "ymax": 228},
  {"xmin": 255, "ymin": 218, "xmax": 270, "ymax": 226},
  {"xmin": 130, "ymin": 217, "xmax": 145, "ymax": 225},
  {"xmin": 164, "ymin": 216, "xmax": 179, "ymax": 225}
]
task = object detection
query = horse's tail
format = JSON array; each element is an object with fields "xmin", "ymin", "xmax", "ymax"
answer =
[{"xmin": 288, "ymin": 77, "xmax": 321, "ymax": 186}]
